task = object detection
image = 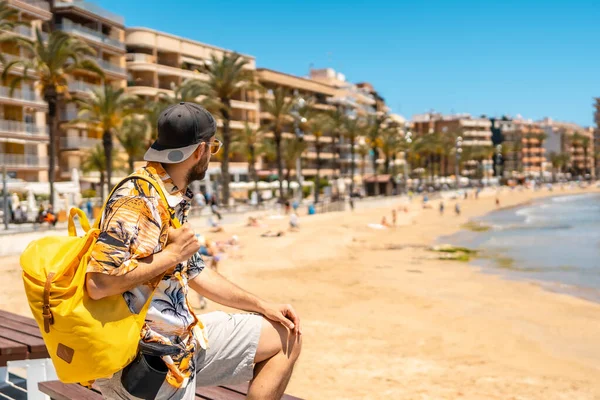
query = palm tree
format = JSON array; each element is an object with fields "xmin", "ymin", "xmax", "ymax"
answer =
[
  {"xmin": 344, "ymin": 115, "xmax": 363, "ymax": 194},
  {"xmin": 144, "ymin": 100, "xmax": 166, "ymax": 143},
  {"xmin": 472, "ymin": 145, "xmax": 494, "ymax": 179},
  {"xmin": 74, "ymin": 84, "xmax": 139, "ymax": 190},
  {"xmin": 82, "ymin": 145, "xmax": 107, "ymax": 201},
  {"xmin": 365, "ymin": 114, "xmax": 387, "ymax": 194},
  {"xmin": 570, "ymin": 132, "xmax": 584, "ymax": 176},
  {"xmin": 581, "ymin": 136, "xmax": 591, "ymax": 178},
  {"xmin": 199, "ymin": 52, "xmax": 255, "ymax": 206},
  {"xmin": 327, "ymin": 107, "xmax": 346, "ymax": 179},
  {"xmin": 261, "ymin": 87, "xmax": 296, "ymax": 201},
  {"xmin": 117, "ymin": 117, "xmax": 148, "ymax": 173},
  {"xmin": 305, "ymin": 113, "xmax": 331, "ymax": 203},
  {"xmin": 413, "ymin": 134, "xmax": 437, "ymax": 181},
  {"xmin": 532, "ymin": 132, "xmax": 547, "ymax": 180},
  {"xmin": 231, "ymin": 123, "xmax": 264, "ymax": 199},
  {"xmin": 357, "ymin": 141, "xmax": 369, "ymax": 194},
  {"xmin": 159, "ymin": 78, "xmax": 204, "ymax": 105},
  {"xmin": 2, "ymin": 28, "xmax": 102, "ymax": 207},
  {"xmin": 380, "ymin": 126, "xmax": 401, "ymax": 174},
  {"xmin": 282, "ymin": 138, "xmax": 307, "ymax": 197},
  {"xmin": 549, "ymin": 152, "xmax": 569, "ymax": 182}
]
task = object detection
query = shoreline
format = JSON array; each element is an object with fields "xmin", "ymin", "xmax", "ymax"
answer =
[
  {"xmin": 445, "ymin": 190, "xmax": 600, "ymax": 305},
  {"xmin": 1, "ymin": 186, "xmax": 600, "ymax": 398}
]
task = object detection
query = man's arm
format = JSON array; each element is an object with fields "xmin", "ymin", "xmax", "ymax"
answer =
[
  {"xmin": 86, "ymin": 250, "xmax": 177, "ymax": 300},
  {"xmin": 189, "ymin": 268, "xmax": 301, "ymax": 335},
  {"xmin": 87, "ymin": 223, "xmax": 201, "ymax": 300}
]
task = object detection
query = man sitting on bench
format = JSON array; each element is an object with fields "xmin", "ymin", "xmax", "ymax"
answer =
[{"xmin": 86, "ymin": 103, "xmax": 302, "ymax": 400}]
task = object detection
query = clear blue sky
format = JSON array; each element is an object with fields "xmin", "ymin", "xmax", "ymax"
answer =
[{"xmin": 96, "ymin": 0, "xmax": 600, "ymax": 126}]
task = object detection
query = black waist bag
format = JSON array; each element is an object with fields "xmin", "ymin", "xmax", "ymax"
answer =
[{"xmin": 121, "ymin": 341, "xmax": 182, "ymax": 400}]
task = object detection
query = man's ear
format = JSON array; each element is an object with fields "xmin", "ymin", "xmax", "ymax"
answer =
[{"xmin": 193, "ymin": 143, "xmax": 204, "ymax": 161}]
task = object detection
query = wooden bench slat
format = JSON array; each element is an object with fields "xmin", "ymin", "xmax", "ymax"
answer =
[
  {"xmin": 221, "ymin": 383, "xmax": 302, "ymax": 399},
  {"xmin": 0, "ymin": 353, "xmax": 32, "ymax": 367},
  {"xmin": 0, "ymin": 336, "xmax": 27, "ymax": 356},
  {"xmin": 195, "ymin": 385, "xmax": 246, "ymax": 400},
  {"xmin": 39, "ymin": 381, "xmax": 103, "ymax": 400},
  {"xmin": 0, "ymin": 326, "xmax": 46, "ymax": 353},
  {"xmin": 0, "ymin": 318, "xmax": 43, "ymax": 338},
  {"xmin": 0, "ymin": 310, "xmax": 39, "ymax": 328},
  {"xmin": 220, "ymin": 383, "xmax": 249, "ymax": 394}
]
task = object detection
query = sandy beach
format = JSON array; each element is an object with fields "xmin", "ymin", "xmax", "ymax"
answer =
[{"xmin": 2, "ymin": 187, "xmax": 600, "ymax": 399}]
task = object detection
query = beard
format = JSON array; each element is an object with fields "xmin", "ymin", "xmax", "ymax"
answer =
[{"xmin": 185, "ymin": 150, "xmax": 210, "ymax": 186}]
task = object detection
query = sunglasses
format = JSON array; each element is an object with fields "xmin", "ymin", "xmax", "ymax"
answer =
[{"xmin": 203, "ymin": 138, "xmax": 222, "ymax": 155}]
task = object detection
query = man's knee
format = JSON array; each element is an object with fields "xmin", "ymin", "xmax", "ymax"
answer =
[{"xmin": 256, "ymin": 318, "xmax": 302, "ymax": 364}]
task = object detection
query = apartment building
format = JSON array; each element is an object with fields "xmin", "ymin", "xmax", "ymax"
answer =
[
  {"xmin": 0, "ymin": 0, "xmax": 52, "ymax": 182},
  {"xmin": 541, "ymin": 118, "xmax": 595, "ymax": 177},
  {"xmin": 491, "ymin": 117, "xmax": 548, "ymax": 178},
  {"xmin": 594, "ymin": 98, "xmax": 600, "ymax": 177},
  {"xmin": 53, "ymin": 0, "xmax": 127, "ymax": 182},
  {"xmin": 125, "ymin": 27, "xmax": 259, "ymax": 183},
  {"xmin": 412, "ymin": 112, "xmax": 493, "ymax": 177},
  {"xmin": 0, "ymin": 0, "xmax": 127, "ymax": 184},
  {"xmin": 256, "ymin": 68, "xmax": 338, "ymax": 180},
  {"xmin": 309, "ymin": 68, "xmax": 377, "ymax": 178}
]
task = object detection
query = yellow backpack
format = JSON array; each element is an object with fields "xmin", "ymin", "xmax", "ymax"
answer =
[{"xmin": 20, "ymin": 174, "xmax": 180, "ymax": 384}]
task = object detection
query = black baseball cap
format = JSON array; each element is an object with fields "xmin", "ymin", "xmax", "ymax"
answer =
[{"xmin": 144, "ymin": 102, "xmax": 216, "ymax": 164}]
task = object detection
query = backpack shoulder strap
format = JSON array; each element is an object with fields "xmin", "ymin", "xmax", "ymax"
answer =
[{"xmin": 94, "ymin": 173, "xmax": 181, "ymax": 229}]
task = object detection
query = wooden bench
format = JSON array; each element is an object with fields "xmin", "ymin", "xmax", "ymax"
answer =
[
  {"xmin": 0, "ymin": 310, "xmax": 57, "ymax": 400},
  {"xmin": 0, "ymin": 310, "xmax": 49, "ymax": 366},
  {"xmin": 39, "ymin": 380, "xmax": 303, "ymax": 399}
]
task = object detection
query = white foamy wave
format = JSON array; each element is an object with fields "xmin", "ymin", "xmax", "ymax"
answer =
[{"xmin": 551, "ymin": 193, "xmax": 599, "ymax": 204}]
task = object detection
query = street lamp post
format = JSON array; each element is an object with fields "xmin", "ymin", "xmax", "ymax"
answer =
[
  {"xmin": 404, "ymin": 131, "xmax": 412, "ymax": 193},
  {"xmin": 455, "ymin": 136, "xmax": 463, "ymax": 189},
  {"xmin": 495, "ymin": 144, "xmax": 503, "ymax": 179}
]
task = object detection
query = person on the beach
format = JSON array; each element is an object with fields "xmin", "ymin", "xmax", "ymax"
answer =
[
  {"xmin": 455, "ymin": 202, "xmax": 461, "ymax": 216},
  {"xmin": 87, "ymin": 103, "xmax": 302, "ymax": 400},
  {"xmin": 392, "ymin": 209, "xmax": 397, "ymax": 226},
  {"xmin": 381, "ymin": 216, "xmax": 391, "ymax": 227},
  {"xmin": 496, "ymin": 197, "xmax": 500, "ymax": 207},
  {"xmin": 246, "ymin": 216, "xmax": 260, "ymax": 227},
  {"xmin": 289, "ymin": 212, "xmax": 299, "ymax": 231},
  {"xmin": 439, "ymin": 201, "xmax": 445, "ymax": 215}
]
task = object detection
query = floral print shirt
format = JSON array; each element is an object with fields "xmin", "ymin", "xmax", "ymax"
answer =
[{"xmin": 88, "ymin": 162, "xmax": 207, "ymax": 390}]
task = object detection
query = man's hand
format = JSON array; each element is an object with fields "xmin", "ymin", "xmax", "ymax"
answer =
[
  {"xmin": 261, "ymin": 302, "xmax": 302, "ymax": 335},
  {"xmin": 164, "ymin": 223, "xmax": 201, "ymax": 265}
]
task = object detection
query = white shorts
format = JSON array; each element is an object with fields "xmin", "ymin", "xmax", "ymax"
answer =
[{"xmin": 96, "ymin": 312, "xmax": 263, "ymax": 400}]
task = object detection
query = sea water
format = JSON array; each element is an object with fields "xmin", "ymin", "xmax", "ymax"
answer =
[{"xmin": 442, "ymin": 192, "xmax": 600, "ymax": 302}]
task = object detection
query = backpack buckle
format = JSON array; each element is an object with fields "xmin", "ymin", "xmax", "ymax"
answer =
[{"xmin": 42, "ymin": 305, "xmax": 54, "ymax": 333}]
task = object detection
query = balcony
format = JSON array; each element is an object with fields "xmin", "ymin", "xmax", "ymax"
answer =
[
  {"xmin": 0, "ymin": 85, "xmax": 46, "ymax": 107},
  {"xmin": 460, "ymin": 119, "xmax": 491, "ymax": 128},
  {"xmin": 10, "ymin": 24, "xmax": 32, "ymax": 37},
  {"xmin": 126, "ymin": 53, "xmax": 156, "ymax": 63},
  {"xmin": 95, "ymin": 58, "xmax": 126, "ymax": 75},
  {"xmin": 0, "ymin": 153, "xmax": 47, "ymax": 168},
  {"xmin": 0, "ymin": 119, "xmax": 48, "ymax": 138},
  {"xmin": 16, "ymin": 0, "xmax": 50, "ymax": 11},
  {"xmin": 60, "ymin": 108, "xmax": 78, "ymax": 121},
  {"xmin": 69, "ymin": 80, "xmax": 101, "ymax": 94},
  {"xmin": 230, "ymin": 99, "xmax": 258, "ymax": 110},
  {"xmin": 57, "ymin": 19, "xmax": 125, "ymax": 50},
  {"xmin": 463, "ymin": 130, "xmax": 492, "ymax": 138},
  {"xmin": 54, "ymin": 1, "xmax": 124, "ymax": 25},
  {"xmin": 60, "ymin": 136, "xmax": 101, "ymax": 150},
  {"xmin": 9, "ymin": 1, "xmax": 51, "ymax": 20}
]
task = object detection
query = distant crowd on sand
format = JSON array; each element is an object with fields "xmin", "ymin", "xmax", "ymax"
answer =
[{"xmin": 370, "ymin": 187, "xmax": 512, "ymax": 230}]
